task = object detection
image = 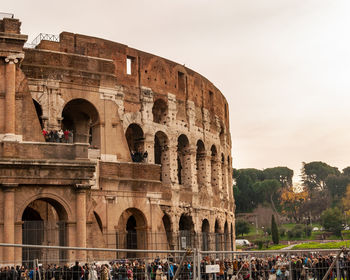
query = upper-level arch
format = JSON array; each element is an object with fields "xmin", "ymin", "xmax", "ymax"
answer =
[
  {"xmin": 152, "ymin": 98, "xmax": 168, "ymax": 124},
  {"xmin": 61, "ymin": 98, "xmax": 100, "ymax": 146},
  {"xmin": 177, "ymin": 134, "xmax": 190, "ymax": 186},
  {"xmin": 196, "ymin": 140, "xmax": 206, "ymax": 189}
]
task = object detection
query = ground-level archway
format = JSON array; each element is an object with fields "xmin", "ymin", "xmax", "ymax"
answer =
[
  {"xmin": 117, "ymin": 208, "xmax": 147, "ymax": 257},
  {"xmin": 201, "ymin": 219, "xmax": 210, "ymax": 251},
  {"xmin": 179, "ymin": 214, "xmax": 195, "ymax": 249},
  {"xmin": 21, "ymin": 198, "xmax": 68, "ymax": 267}
]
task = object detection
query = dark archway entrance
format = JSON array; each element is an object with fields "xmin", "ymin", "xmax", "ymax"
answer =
[
  {"xmin": 126, "ymin": 216, "xmax": 137, "ymax": 256},
  {"xmin": 62, "ymin": 99, "xmax": 100, "ymax": 146},
  {"xmin": 117, "ymin": 208, "xmax": 147, "ymax": 258},
  {"xmin": 201, "ymin": 219, "xmax": 209, "ymax": 251},
  {"xmin": 21, "ymin": 198, "xmax": 68, "ymax": 267},
  {"xmin": 125, "ymin": 124, "xmax": 144, "ymax": 162},
  {"xmin": 179, "ymin": 214, "xmax": 195, "ymax": 249}
]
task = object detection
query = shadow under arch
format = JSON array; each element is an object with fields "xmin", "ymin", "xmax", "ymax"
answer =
[
  {"xmin": 61, "ymin": 98, "xmax": 100, "ymax": 146},
  {"xmin": 117, "ymin": 208, "xmax": 148, "ymax": 257},
  {"xmin": 201, "ymin": 219, "xmax": 210, "ymax": 251},
  {"xmin": 19, "ymin": 196, "xmax": 70, "ymax": 267}
]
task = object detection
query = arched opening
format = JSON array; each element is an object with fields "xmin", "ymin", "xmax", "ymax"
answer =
[
  {"xmin": 152, "ymin": 99, "xmax": 168, "ymax": 124},
  {"xmin": 117, "ymin": 208, "xmax": 147, "ymax": 257},
  {"xmin": 196, "ymin": 140, "xmax": 206, "ymax": 189},
  {"xmin": 215, "ymin": 220, "xmax": 221, "ymax": 251},
  {"xmin": 179, "ymin": 214, "xmax": 195, "ymax": 249},
  {"xmin": 32, "ymin": 99, "xmax": 44, "ymax": 129},
  {"xmin": 62, "ymin": 99, "xmax": 100, "ymax": 146},
  {"xmin": 177, "ymin": 134, "xmax": 190, "ymax": 186},
  {"xmin": 201, "ymin": 219, "xmax": 210, "ymax": 251},
  {"xmin": 126, "ymin": 216, "xmax": 137, "ymax": 252},
  {"xmin": 21, "ymin": 198, "xmax": 68, "ymax": 267},
  {"xmin": 154, "ymin": 131, "xmax": 170, "ymax": 182},
  {"xmin": 126, "ymin": 124, "xmax": 145, "ymax": 162},
  {"xmin": 224, "ymin": 221, "xmax": 229, "ymax": 251},
  {"xmin": 162, "ymin": 214, "xmax": 173, "ymax": 250},
  {"xmin": 211, "ymin": 145, "xmax": 219, "ymax": 191}
]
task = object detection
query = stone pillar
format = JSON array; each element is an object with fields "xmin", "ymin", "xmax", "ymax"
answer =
[
  {"xmin": 4, "ymin": 56, "xmax": 19, "ymax": 140},
  {"xmin": 144, "ymin": 133, "xmax": 155, "ymax": 164},
  {"xmin": 75, "ymin": 184, "xmax": 89, "ymax": 261},
  {"xmin": 204, "ymin": 152, "xmax": 213, "ymax": 196},
  {"xmin": 2, "ymin": 183, "xmax": 17, "ymax": 264},
  {"xmin": 168, "ymin": 143, "xmax": 178, "ymax": 184}
]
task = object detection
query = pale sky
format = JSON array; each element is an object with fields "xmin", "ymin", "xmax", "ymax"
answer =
[{"xmin": 3, "ymin": 0, "xmax": 350, "ymax": 182}]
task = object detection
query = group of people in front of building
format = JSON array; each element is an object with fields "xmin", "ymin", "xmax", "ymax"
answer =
[
  {"xmin": 1, "ymin": 253, "xmax": 350, "ymax": 280},
  {"xmin": 42, "ymin": 129, "xmax": 73, "ymax": 143}
]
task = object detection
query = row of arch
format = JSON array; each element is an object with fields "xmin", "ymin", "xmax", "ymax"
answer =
[
  {"xmin": 33, "ymin": 97, "xmax": 227, "ymax": 149},
  {"xmin": 17, "ymin": 195, "xmax": 234, "ymax": 264},
  {"xmin": 126, "ymin": 123, "xmax": 231, "ymax": 191}
]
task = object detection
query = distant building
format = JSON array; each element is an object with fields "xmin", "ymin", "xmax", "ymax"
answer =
[{"xmin": 0, "ymin": 16, "xmax": 235, "ymax": 264}]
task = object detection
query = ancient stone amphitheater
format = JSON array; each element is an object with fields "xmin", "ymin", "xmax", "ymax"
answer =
[{"xmin": 0, "ymin": 16, "xmax": 235, "ymax": 264}]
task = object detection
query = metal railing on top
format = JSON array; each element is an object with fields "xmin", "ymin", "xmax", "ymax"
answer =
[{"xmin": 0, "ymin": 12, "xmax": 14, "ymax": 19}]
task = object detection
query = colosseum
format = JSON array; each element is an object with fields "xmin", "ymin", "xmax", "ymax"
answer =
[{"xmin": 0, "ymin": 15, "xmax": 235, "ymax": 265}]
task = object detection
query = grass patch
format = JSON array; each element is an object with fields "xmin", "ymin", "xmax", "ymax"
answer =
[
  {"xmin": 262, "ymin": 244, "xmax": 289, "ymax": 250},
  {"xmin": 292, "ymin": 241, "xmax": 350, "ymax": 250}
]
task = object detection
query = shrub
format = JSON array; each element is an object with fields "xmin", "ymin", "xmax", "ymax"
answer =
[{"xmin": 271, "ymin": 215, "xmax": 279, "ymax": 244}]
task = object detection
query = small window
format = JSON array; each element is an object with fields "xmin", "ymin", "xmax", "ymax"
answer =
[{"xmin": 126, "ymin": 56, "xmax": 134, "ymax": 75}]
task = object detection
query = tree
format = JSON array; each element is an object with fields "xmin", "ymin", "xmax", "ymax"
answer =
[
  {"xmin": 342, "ymin": 184, "xmax": 350, "ymax": 215},
  {"xmin": 233, "ymin": 168, "xmax": 264, "ymax": 213},
  {"xmin": 320, "ymin": 208, "xmax": 343, "ymax": 237},
  {"xmin": 271, "ymin": 214, "xmax": 279, "ymax": 244},
  {"xmin": 326, "ymin": 175, "xmax": 350, "ymax": 205},
  {"xmin": 301, "ymin": 161, "xmax": 340, "ymax": 192},
  {"xmin": 280, "ymin": 188, "xmax": 308, "ymax": 223},
  {"xmin": 253, "ymin": 179, "xmax": 282, "ymax": 219},
  {"xmin": 263, "ymin": 167, "xmax": 294, "ymax": 188},
  {"xmin": 235, "ymin": 220, "xmax": 250, "ymax": 236}
]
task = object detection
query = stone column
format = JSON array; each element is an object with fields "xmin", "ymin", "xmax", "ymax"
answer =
[
  {"xmin": 144, "ymin": 133, "xmax": 155, "ymax": 164},
  {"xmin": 75, "ymin": 184, "xmax": 89, "ymax": 261},
  {"xmin": 4, "ymin": 56, "xmax": 19, "ymax": 140},
  {"xmin": 2, "ymin": 183, "xmax": 17, "ymax": 264}
]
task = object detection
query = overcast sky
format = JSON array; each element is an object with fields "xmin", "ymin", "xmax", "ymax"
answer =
[{"xmin": 3, "ymin": 0, "xmax": 350, "ymax": 182}]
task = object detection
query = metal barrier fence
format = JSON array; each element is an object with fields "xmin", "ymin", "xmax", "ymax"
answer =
[{"xmin": 0, "ymin": 243, "xmax": 349, "ymax": 280}]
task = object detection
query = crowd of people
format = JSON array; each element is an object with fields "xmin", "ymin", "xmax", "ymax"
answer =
[
  {"xmin": 1, "ymin": 254, "xmax": 350, "ymax": 280},
  {"xmin": 42, "ymin": 129, "xmax": 73, "ymax": 143},
  {"xmin": 131, "ymin": 150, "xmax": 148, "ymax": 163}
]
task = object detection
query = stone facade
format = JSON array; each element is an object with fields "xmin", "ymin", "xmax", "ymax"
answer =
[{"xmin": 0, "ymin": 16, "xmax": 235, "ymax": 265}]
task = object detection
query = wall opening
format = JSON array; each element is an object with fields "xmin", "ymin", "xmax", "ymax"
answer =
[
  {"xmin": 126, "ymin": 56, "xmax": 135, "ymax": 75},
  {"xmin": 152, "ymin": 99, "xmax": 168, "ymax": 124},
  {"xmin": 201, "ymin": 219, "xmax": 210, "ymax": 251},
  {"xmin": 215, "ymin": 220, "xmax": 221, "ymax": 251},
  {"xmin": 62, "ymin": 98, "xmax": 100, "ymax": 147},
  {"xmin": 179, "ymin": 214, "xmax": 195, "ymax": 249},
  {"xmin": 196, "ymin": 140, "xmax": 206, "ymax": 189},
  {"xmin": 125, "ymin": 124, "xmax": 145, "ymax": 162},
  {"xmin": 21, "ymin": 198, "xmax": 68, "ymax": 267},
  {"xmin": 177, "ymin": 134, "xmax": 190, "ymax": 187}
]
